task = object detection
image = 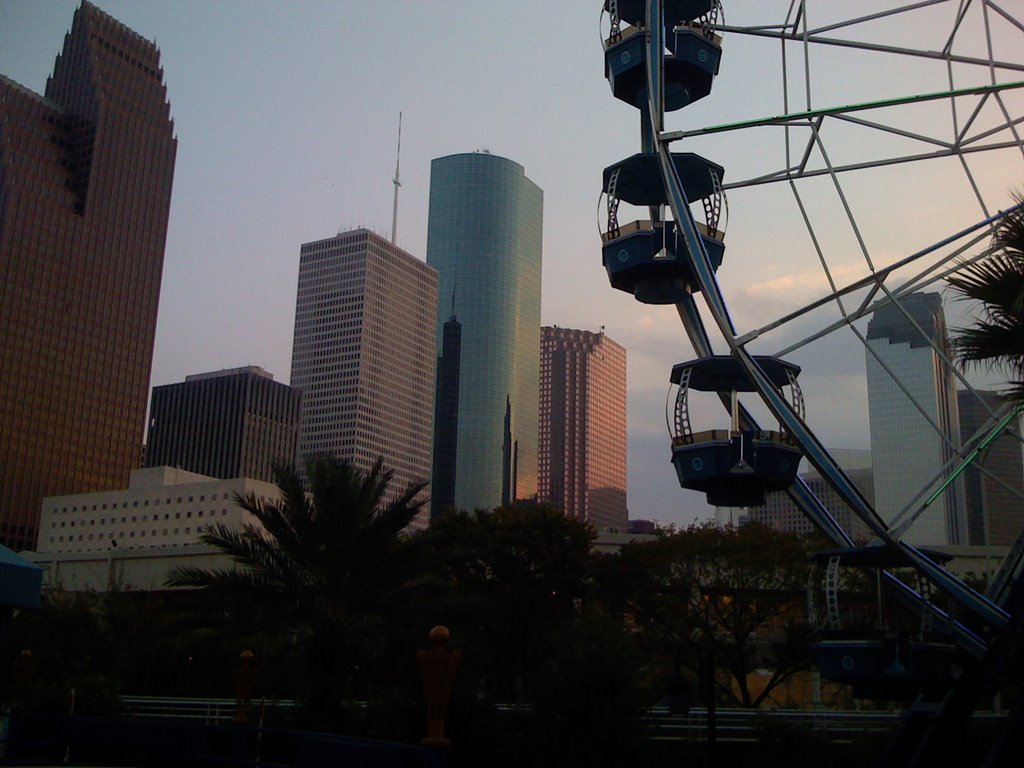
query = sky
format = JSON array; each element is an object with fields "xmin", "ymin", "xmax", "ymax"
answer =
[{"xmin": 2, "ymin": 1, "xmax": 1022, "ymax": 527}]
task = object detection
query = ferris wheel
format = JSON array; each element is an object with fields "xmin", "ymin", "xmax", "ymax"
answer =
[{"xmin": 599, "ymin": 1, "xmax": 1024, "ymax": 764}]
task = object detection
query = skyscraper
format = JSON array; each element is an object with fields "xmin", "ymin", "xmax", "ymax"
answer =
[
  {"xmin": 290, "ymin": 228, "xmax": 437, "ymax": 523},
  {"xmin": 539, "ymin": 327, "xmax": 628, "ymax": 530},
  {"xmin": 0, "ymin": 2, "xmax": 177, "ymax": 550},
  {"xmin": 431, "ymin": 306, "xmax": 462, "ymax": 518},
  {"xmin": 145, "ymin": 367, "xmax": 301, "ymax": 484},
  {"xmin": 957, "ymin": 389, "xmax": 1024, "ymax": 546},
  {"xmin": 426, "ymin": 152, "xmax": 543, "ymax": 512},
  {"xmin": 747, "ymin": 450, "xmax": 873, "ymax": 541},
  {"xmin": 865, "ymin": 293, "xmax": 966, "ymax": 546}
]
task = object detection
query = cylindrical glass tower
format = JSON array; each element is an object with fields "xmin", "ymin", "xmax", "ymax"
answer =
[{"xmin": 426, "ymin": 152, "xmax": 543, "ymax": 513}]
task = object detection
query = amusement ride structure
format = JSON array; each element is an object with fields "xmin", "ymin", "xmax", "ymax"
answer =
[{"xmin": 599, "ymin": 1, "xmax": 1024, "ymax": 764}]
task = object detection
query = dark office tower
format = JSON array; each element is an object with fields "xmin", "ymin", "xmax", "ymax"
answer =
[
  {"xmin": 866, "ymin": 292, "xmax": 966, "ymax": 546},
  {"xmin": 291, "ymin": 229, "xmax": 438, "ymax": 527},
  {"xmin": 427, "ymin": 152, "xmax": 543, "ymax": 512},
  {"xmin": 958, "ymin": 390, "xmax": 1024, "ymax": 546},
  {"xmin": 0, "ymin": 3, "xmax": 177, "ymax": 550},
  {"xmin": 501, "ymin": 395, "xmax": 518, "ymax": 507},
  {"xmin": 431, "ymin": 312, "xmax": 462, "ymax": 519},
  {"xmin": 539, "ymin": 327, "xmax": 628, "ymax": 531},
  {"xmin": 145, "ymin": 367, "xmax": 301, "ymax": 484}
]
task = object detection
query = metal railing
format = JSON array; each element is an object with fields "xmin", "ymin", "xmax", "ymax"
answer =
[
  {"xmin": 118, "ymin": 696, "xmax": 1007, "ymax": 743},
  {"xmin": 119, "ymin": 695, "xmax": 300, "ymax": 724}
]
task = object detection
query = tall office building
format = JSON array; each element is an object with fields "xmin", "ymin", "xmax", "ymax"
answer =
[
  {"xmin": 866, "ymin": 293, "xmax": 966, "ymax": 546},
  {"xmin": 958, "ymin": 389, "xmax": 1024, "ymax": 546},
  {"xmin": 145, "ymin": 367, "xmax": 301, "ymax": 484},
  {"xmin": 0, "ymin": 3, "xmax": 177, "ymax": 550},
  {"xmin": 431, "ymin": 307, "xmax": 462, "ymax": 518},
  {"xmin": 426, "ymin": 152, "xmax": 543, "ymax": 512},
  {"xmin": 747, "ymin": 450, "xmax": 873, "ymax": 541},
  {"xmin": 539, "ymin": 327, "xmax": 628, "ymax": 530},
  {"xmin": 290, "ymin": 228, "xmax": 437, "ymax": 523}
]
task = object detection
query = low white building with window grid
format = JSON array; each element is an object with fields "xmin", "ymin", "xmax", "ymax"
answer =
[
  {"xmin": 38, "ymin": 466, "xmax": 277, "ymax": 555},
  {"xmin": 31, "ymin": 466, "xmax": 279, "ymax": 590}
]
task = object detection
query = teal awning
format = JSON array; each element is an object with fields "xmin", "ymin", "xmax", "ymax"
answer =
[{"xmin": 0, "ymin": 545, "xmax": 43, "ymax": 609}]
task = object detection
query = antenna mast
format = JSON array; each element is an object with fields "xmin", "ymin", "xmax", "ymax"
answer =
[{"xmin": 391, "ymin": 112, "xmax": 402, "ymax": 244}]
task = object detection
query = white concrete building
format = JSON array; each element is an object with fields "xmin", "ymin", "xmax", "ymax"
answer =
[{"xmin": 32, "ymin": 466, "xmax": 280, "ymax": 590}]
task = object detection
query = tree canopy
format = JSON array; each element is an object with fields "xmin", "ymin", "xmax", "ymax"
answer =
[{"xmin": 599, "ymin": 522, "xmax": 816, "ymax": 708}]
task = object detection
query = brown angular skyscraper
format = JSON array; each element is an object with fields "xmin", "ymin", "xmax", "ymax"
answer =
[
  {"xmin": 539, "ymin": 326, "xmax": 628, "ymax": 531},
  {"xmin": 0, "ymin": 2, "xmax": 177, "ymax": 550}
]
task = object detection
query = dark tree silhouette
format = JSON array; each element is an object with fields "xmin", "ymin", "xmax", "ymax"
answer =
[
  {"xmin": 948, "ymin": 195, "xmax": 1024, "ymax": 402},
  {"xmin": 167, "ymin": 457, "xmax": 426, "ymax": 723},
  {"xmin": 602, "ymin": 522, "xmax": 815, "ymax": 708}
]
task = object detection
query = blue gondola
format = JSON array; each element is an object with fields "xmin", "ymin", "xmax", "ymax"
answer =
[
  {"xmin": 814, "ymin": 635, "xmax": 958, "ymax": 700},
  {"xmin": 604, "ymin": 153, "xmax": 723, "ymax": 205},
  {"xmin": 809, "ymin": 545, "xmax": 958, "ymax": 700},
  {"xmin": 667, "ymin": 356, "xmax": 804, "ymax": 506},
  {"xmin": 603, "ymin": 153, "xmax": 725, "ymax": 303},
  {"xmin": 604, "ymin": 23, "xmax": 722, "ymax": 111},
  {"xmin": 603, "ymin": 220, "xmax": 723, "ymax": 304},
  {"xmin": 604, "ymin": 0, "xmax": 716, "ymax": 27}
]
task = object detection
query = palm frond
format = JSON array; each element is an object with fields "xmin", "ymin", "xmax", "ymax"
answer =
[{"xmin": 947, "ymin": 195, "xmax": 1024, "ymax": 403}]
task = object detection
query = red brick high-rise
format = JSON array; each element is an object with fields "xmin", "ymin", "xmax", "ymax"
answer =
[
  {"xmin": 0, "ymin": 2, "xmax": 177, "ymax": 550},
  {"xmin": 539, "ymin": 327, "xmax": 627, "ymax": 531}
]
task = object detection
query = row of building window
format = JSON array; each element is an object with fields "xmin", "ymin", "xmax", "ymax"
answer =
[{"xmin": 53, "ymin": 492, "xmax": 231, "ymax": 513}]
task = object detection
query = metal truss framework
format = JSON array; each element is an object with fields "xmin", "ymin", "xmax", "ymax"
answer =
[{"xmin": 600, "ymin": 1, "xmax": 1024, "ymax": 765}]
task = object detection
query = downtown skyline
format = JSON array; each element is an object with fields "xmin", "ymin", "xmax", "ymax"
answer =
[{"xmin": 3, "ymin": 1, "xmax": 1022, "ymax": 526}]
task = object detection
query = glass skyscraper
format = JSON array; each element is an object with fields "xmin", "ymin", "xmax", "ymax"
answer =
[
  {"xmin": 426, "ymin": 152, "xmax": 543, "ymax": 513},
  {"xmin": 958, "ymin": 389, "xmax": 1024, "ymax": 546},
  {"xmin": 866, "ymin": 292, "xmax": 966, "ymax": 546},
  {"xmin": 0, "ymin": 3, "xmax": 177, "ymax": 550}
]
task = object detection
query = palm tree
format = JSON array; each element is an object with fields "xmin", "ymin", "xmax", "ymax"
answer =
[
  {"xmin": 948, "ymin": 195, "xmax": 1024, "ymax": 402},
  {"xmin": 168, "ymin": 456, "xmax": 427, "ymax": 723}
]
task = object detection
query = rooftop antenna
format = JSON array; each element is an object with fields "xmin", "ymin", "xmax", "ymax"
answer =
[{"xmin": 391, "ymin": 111, "xmax": 402, "ymax": 245}]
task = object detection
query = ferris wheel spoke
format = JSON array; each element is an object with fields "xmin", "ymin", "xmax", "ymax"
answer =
[{"xmin": 716, "ymin": 24, "xmax": 1024, "ymax": 72}]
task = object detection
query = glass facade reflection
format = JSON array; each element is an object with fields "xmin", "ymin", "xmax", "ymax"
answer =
[
  {"xmin": 866, "ymin": 293, "xmax": 965, "ymax": 546},
  {"xmin": 0, "ymin": 4, "xmax": 177, "ymax": 550},
  {"xmin": 958, "ymin": 390, "xmax": 1024, "ymax": 546},
  {"xmin": 427, "ymin": 153, "xmax": 543, "ymax": 512}
]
